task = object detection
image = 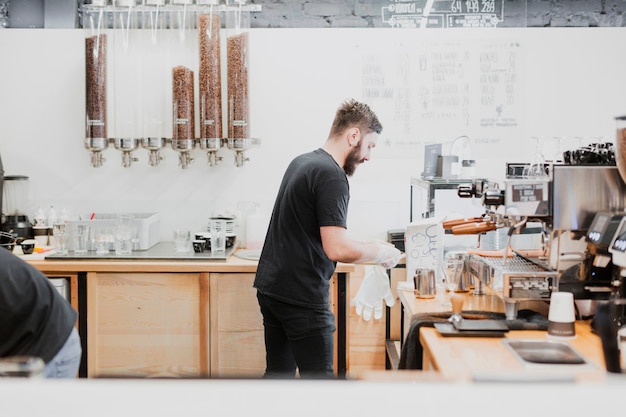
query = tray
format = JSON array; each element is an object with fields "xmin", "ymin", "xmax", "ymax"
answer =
[
  {"xmin": 504, "ymin": 340, "xmax": 587, "ymax": 365},
  {"xmin": 453, "ymin": 319, "xmax": 509, "ymax": 332},
  {"xmin": 434, "ymin": 322, "xmax": 508, "ymax": 338}
]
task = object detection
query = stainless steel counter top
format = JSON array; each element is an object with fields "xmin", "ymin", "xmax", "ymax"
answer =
[{"xmin": 44, "ymin": 241, "xmax": 238, "ymax": 261}]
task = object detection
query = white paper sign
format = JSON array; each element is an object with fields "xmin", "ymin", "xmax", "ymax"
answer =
[{"xmin": 404, "ymin": 217, "xmax": 445, "ymax": 285}]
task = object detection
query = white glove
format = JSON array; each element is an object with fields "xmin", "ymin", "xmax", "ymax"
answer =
[
  {"xmin": 351, "ymin": 265, "xmax": 396, "ymax": 321},
  {"xmin": 374, "ymin": 241, "xmax": 403, "ymax": 269}
]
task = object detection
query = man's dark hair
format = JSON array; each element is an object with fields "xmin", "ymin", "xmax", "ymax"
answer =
[{"xmin": 329, "ymin": 99, "xmax": 383, "ymax": 137}]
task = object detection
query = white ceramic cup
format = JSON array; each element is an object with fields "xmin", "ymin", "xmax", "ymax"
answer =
[{"xmin": 548, "ymin": 291, "xmax": 576, "ymax": 338}]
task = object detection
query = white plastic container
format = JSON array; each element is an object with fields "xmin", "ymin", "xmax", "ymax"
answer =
[{"xmin": 66, "ymin": 213, "xmax": 160, "ymax": 251}]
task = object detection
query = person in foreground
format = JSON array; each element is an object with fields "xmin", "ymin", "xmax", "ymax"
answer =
[
  {"xmin": 253, "ymin": 98, "xmax": 402, "ymax": 379},
  {"xmin": 0, "ymin": 249, "xmax": 82, "ymax": 378}
]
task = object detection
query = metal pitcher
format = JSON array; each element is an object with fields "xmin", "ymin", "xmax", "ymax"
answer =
[
  {"xmin": 414, "ymin": 268, "xmax": 436, "ymax": 298},
  {"xmin": 448, "ymin": 252, "xmax": 472, "ymax": 292}
]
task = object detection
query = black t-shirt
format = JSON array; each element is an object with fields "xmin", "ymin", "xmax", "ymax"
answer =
[
  {"xmin": 254, "ymin": 148, "xmax": 349, "ymax": 309},
  {"xmin": 0, "ymin": 249, "xmax": 78, "ymax": 362}
]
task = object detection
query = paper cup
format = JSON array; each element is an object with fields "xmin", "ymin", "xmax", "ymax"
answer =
[{"xmin": 548, "ymin": 292, "xmax": 576, "ymax": 338}]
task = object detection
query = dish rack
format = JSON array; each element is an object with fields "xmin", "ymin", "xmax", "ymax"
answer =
[
  {"xmin": 477, "ymin": 254, "xmax": 558, "ymax": 301},
  {"xmin": 470, "ymin": 253, "xmax": 558, "ymax": 320}
]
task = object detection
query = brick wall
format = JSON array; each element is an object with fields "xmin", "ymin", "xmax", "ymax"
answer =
[
  {"xmin": 4, "ymin": 0, "xmax": 626, "ymax": 28},
  {"xmin": 247, "ymin": 0, "xmax": 626, "ymax": 28}
]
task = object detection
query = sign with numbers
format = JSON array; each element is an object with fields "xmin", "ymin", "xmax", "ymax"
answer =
[{"xmin": 382, "ymin": 0, "xmax": 505, "ymax": 28}]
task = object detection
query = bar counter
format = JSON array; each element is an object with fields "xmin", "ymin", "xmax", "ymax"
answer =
[
  {"xmin": 22, "ymin": 249, "xmax": 354, "ymax": 378},
  {"xmin": 397, "ymin": 288, "xmax": 608, "ymax": 382}
]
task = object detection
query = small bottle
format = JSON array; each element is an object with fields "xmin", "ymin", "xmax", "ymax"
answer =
[
  {"xmin": 34, "ymin": 207, "xmax": 46, "ymax": 227},
  {"xmin": 47, "ymin": 206, "xmax": 58, "ymax": 227},
  {"xmin": 59, "ymin": 208, "xmax": 70, "ymax": 224}
]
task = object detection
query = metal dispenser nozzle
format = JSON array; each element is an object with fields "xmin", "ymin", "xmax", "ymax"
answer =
[
  {"xmin": 141, "ymin": 137, "xmax": 167, "ymax": 167},
  {"xmin": 84, "ymin": 138, "xmax": 109, "ymax": 168},
  {"xmin": 200, "ymin": 138, "xmax": 223, "ymax": 167},
  {"xmin": 172, "ymin": 139, "xmax": 195, "ymax": 169},
  {"xmin": 113, "ymin": 138, "xmax": 140, "ymax": 168},
  {"xmin": 227, "ymin": 138, "xmax": 250, "ymax": 167}
]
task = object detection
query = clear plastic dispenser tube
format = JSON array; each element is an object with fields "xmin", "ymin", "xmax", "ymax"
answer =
[
  {"xmin": 170, "ymin": 1, "xmax": 198, "ymax": 142},
  {"xmin": 226, "ymin": 3, "xmax": 250, "ymax": 140},
  {"xmin": 112, "ymin": 0, "xmax": 142, "ymax": 143},
  {"xmin": 172, "ymin": 65, "xmax": 195, "ymax": 140},
  {"xmin": 198, "ymin": 6, "xmax": 222, "ymax": 141},
  {"xmin": 615, "ymin": 115, "xmax": 626, "ymax": 185},
  {"xmin": 84, "ymin": 6, "xmax": 108, "ymax": 142},
  {"xmin": 141, "ymin": 0, "xmax": 169, "ymax": 142}
]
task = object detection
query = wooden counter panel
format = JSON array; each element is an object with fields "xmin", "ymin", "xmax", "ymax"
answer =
[
  {"xmin": 398, "ymin": 288, "xmax": 606, "ymax": 382},
  {"xmin": 27, "ymin": 255, "xmax": 360, "ymax": 378},
  {"xmin": 87, "ymin": 272, "xmax": 208, "ymax": 378},
  {"xmin": 420, "ymin": 322, "xmax": 606, "ymax": 381},
  {"xmin": 209, "ymin": 273, "xmax": 265, "ymax": 378}
]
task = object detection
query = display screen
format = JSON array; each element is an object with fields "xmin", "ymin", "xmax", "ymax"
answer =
[
  {"xmin": 611, "ymin": 218, "xmax": 626, "ymax": 252},
  {"xmin": 587, "ymin": 213, "xmax": 609, "ymax": 243},
  {"xmin": 510, "ymin": 183, "xmax": 544, "ymax": 203},
  {"xmin": 612, "ymin": 231, "xmax": 626, "ymax": 252}
]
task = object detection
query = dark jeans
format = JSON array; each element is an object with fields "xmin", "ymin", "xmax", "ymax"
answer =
[{"xmin": 256, "ymin": 291, "xmax": 336, "ymax": 379}]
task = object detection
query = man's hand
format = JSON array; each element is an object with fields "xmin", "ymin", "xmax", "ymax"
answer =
[
  {"xmin": 374, "ymin": 241, "xmax": 402, "ymax": 269},
  {"xmin": 351, "ymin": 266, "xmax": 395, "ymax": 321}
]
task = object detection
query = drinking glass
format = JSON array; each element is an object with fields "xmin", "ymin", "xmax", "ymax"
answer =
[
  {"xmin": 210, "ymin": 219, "xmax": 226, "ymax": 255},
  {"xmin": 73, "ymin": 224, "xmax": 89, "ymax": 255},
  {"xmin": 95, "ymin": 226, "xmax": 112, "ymax": 255},
  {"xmin": 445, "ymin": 258, "xmax": 465, "ymax": 293},
  {"xmin": 115, "ymin": 214, "xmax": 134, "ymax": 256},
  {"xmin": 52, "ymin": 223, "xmax": 68, "ymax": 255},
  {"xmin": 173, "ymin": 229, "xmax": 191, "ymax": 252}
]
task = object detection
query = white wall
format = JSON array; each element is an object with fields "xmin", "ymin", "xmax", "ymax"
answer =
[{"xmin": 1, "ymin": 27, "xmax": 625, "ymax": 243}]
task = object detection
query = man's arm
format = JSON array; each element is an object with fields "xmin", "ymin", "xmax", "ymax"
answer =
[{"xmin": 320, "ymin": 226, "xmax": 401, "ymax": 268}]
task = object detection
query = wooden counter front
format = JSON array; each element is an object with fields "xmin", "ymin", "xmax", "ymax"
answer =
[{"xmin": 26, "ymin": 253, "xmax": 354, "ymax": 379}]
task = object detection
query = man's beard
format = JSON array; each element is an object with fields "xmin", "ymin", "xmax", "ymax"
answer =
[{"xmin": 343, "ymin": 145, "xmax": 363, "ymax": 177}]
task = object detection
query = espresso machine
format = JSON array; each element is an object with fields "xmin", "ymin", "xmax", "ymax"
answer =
[
  {"xmin": 452, "ymin": 160, "xmax": 626, "ymax": 318},
  {"xmin": 558, "ymin": 211, "xmax": 626, "ymax": 300}
]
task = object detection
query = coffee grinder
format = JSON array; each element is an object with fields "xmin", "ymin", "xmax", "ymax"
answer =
[{"xmin": 1, "ymin": 174, "xmax": 34, "ymax": 241}]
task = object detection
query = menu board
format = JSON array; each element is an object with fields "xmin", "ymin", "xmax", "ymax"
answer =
[
  {"xmin": 359, "ymin": 37, "xmax": 522, "ymax": 158},
  {"xmin": 382, "ymin": 0, "xmax": 505, "ymax": 28}
]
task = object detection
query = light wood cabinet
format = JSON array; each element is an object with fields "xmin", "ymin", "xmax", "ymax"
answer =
[
  {"xmin": 30, "ymin": 258, "xmax": 358, "ymax": 378},
  {"xmin": 86, "ymin": 272, "xmax": 210, "ymax": 378},
  {"xmin": 83, "ymin": 271, "xmax": 344, "ymax": 378},
  {"xmin": 209, "ymin": 273, "xmax": 265, "ymax": 377}
]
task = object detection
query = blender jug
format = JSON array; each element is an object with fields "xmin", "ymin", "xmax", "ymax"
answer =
[
  {"xmin": 0, "ymin": 153, "xmax": 4, "ymax": 228},
  {"xmin": 2, "ymin": 175, "xmax": 34, "ymax": 240}
]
